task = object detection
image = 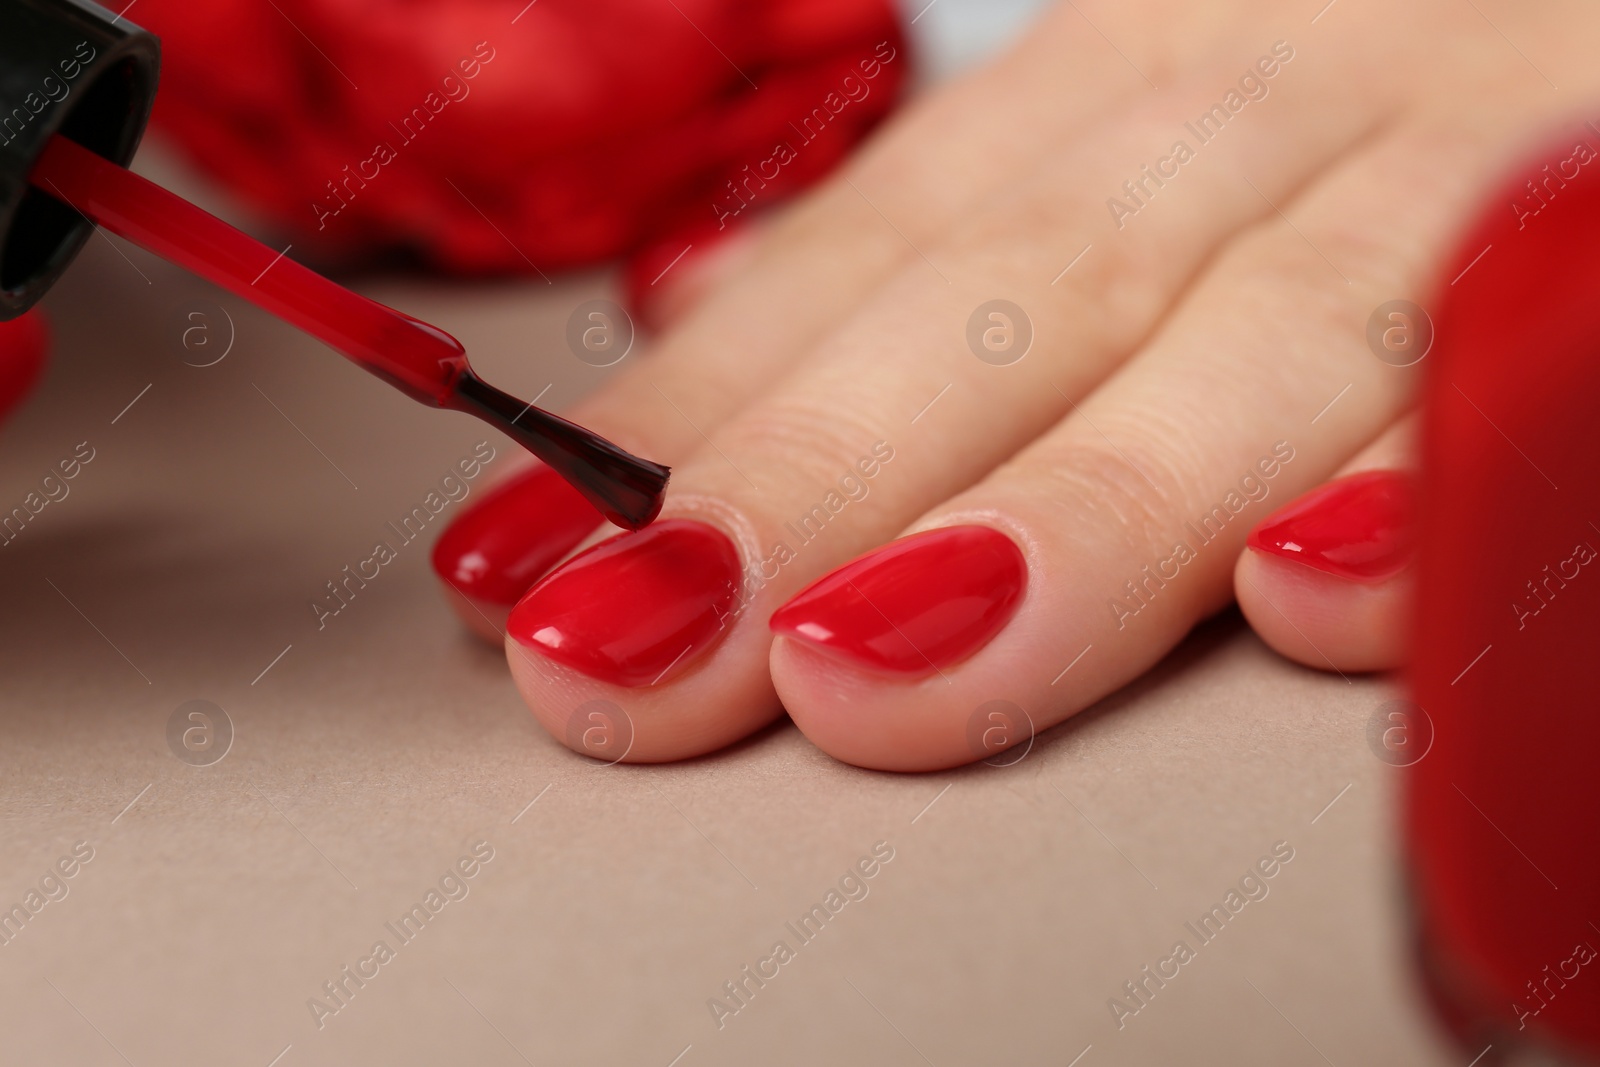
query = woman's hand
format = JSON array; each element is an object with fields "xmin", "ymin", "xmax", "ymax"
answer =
[{"xmin": 432, "ymin": 0, "xmax": 1597, "ymax": 769}]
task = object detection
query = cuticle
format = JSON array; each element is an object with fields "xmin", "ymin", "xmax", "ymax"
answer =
[{"xmin": 651, "ymin": 494, "xmax": 764, "ymax": 567}]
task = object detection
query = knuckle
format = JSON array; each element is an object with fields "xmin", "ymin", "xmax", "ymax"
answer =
[
  {"xmin": 1016, "ymin": 426, "xmax": 1196, "ymax": 559},
  {"xmin": 1067, "ymin": 228, "xmax": 1181, "ymax": 340},
  {"xmin": 720, "ymin": 396, "xmax": 888, "ymax": 495},
  {"xmin": 1221, "ymin": 223, "xmax": 1379, "ymax": 347}
]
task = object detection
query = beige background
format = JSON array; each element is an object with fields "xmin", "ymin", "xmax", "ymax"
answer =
[{"xmin": 0, "ymin": 150, "xmax": 1464, "ymax": 1066}]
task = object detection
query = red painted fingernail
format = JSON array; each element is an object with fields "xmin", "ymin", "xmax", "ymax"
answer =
[
  {"xmin": 430, "ymin": 463, "xmax": 604, "ymax": 608},
  {"xmin": 0, "ymin": 308, "xmax": 50, "ymax": 419},
  {"xmin": 508, "ymin": 519, "xmax": 741, "ymax": 687},
  {"xmin": 769, "ymin": 525, "xmax": 1027, "ymax": 677},
  {"xmin": 1247, "ymin": 469, "xmax": 1416, "ymax": 581}
]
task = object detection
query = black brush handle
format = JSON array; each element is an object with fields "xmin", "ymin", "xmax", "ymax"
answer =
[{"xmin": 0, "ymin": 0, "xmax": 159, "ymax": 319}]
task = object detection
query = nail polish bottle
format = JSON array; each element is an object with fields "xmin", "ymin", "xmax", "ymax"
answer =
[{"xmin": 1406, "ymin": 129, "xmax": 1600, "ymax": 1063}]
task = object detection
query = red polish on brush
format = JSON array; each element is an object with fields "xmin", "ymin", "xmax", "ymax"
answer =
[{"xmin": 27, "ymin": 134, "xmax": 668, "ymax": 529}]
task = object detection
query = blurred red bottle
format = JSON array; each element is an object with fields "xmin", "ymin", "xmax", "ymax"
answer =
[{"xmin": 1408, "ymin": 123, "xmax": 1600, "ymax": 1062}]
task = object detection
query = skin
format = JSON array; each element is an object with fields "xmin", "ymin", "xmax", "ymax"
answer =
[{"xmin": 482, "ymin": 0, "xmax": 1600, "ymax": 769}]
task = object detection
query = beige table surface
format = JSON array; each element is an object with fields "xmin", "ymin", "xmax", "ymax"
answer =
[{"xmin": 0, "ymin": 152, "xmax": 1462, "ymax": 1067}]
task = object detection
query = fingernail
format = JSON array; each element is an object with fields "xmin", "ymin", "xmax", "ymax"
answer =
[
  {"xmin": 769, "ymin": 525, "xmax": 1027, "ymax": 677},
  {"xmin": 430, "ymin": 463, "xmax": 603, "ymax": 609},
  {"xmin": 1247, "ymin": 469, "xmax": 1416, "ymax": 581},
  {"xmin": 508, "ymin": 519, "xmax": 741, "ymax": 687}
]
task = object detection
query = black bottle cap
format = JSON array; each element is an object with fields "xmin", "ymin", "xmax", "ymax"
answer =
[{"xmin": 0, "ymin": 0, "xmax": 159, "ymax": 320}]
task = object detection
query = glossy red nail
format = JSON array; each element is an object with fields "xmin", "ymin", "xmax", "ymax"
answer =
[
  {"xmin": 769, "ymin": 525, "xmax": 1027, "ymax": 676},
  {"xmin": 1247, "ymin": 470, "xmax": 1415, "ymax": 581},
  {"xmin": 508, "ymin": 519, "xmax": 741, "ymax": 687},
  {"xmin": 0, "ymin": 308, "xmax": 49, "ymax": 420},
  {"xmin": 431, "ymin": 463, "xmax": 603, "ymax": 608}
]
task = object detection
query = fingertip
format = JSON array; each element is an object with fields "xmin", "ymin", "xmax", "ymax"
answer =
[
  {"xmin": 769, "ymin": 634, "xmax": 886, "ymax": 768},
  {"xmin": 506, "ymin": 619, "xmax": 785, "ymax": 766},
  {"xmin": 771, "ymin": 634, "xmax": 1012, "ymax": 773},
  {"xmin": 429, "ymin": 462, "xmax": 603, "ymax": 644},
  {"xmin": 1236, "ymin": 467, "xmax": 1416, "ymax": 673},
  {"xmin": 500, "ymin": 517, "xmax": 782, "ymax": 763},
  {"xmin": 767, "ymin": 525, "xmax": 1034, "ymax": 771},
  {"xmin": 1235, "ymin": 546, "xmax": 1410, "ymax": 674}
]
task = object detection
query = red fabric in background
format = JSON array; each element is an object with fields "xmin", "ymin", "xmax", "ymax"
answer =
[{"xmin": 134, "ymin": 0, "xmax": 907, "ymax": 277}]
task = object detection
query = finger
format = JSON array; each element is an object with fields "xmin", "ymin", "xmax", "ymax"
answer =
[
  {"xmin": 430, "ymin": 11, "xmax": 1192, "ymax": 634},
  {"xmin": 769, "ymin": 92, "xmax": 1550, "ymax": 771},
  {"xmin": 0, "ymin": 308, "xmax": 50, "ymax": 421},
  {"xmin": 503, "ymin": 28, "xmax": 1419, "ymax": 761},
  {"xmin": 1235, "ymin": 416, "xmax": 1415, "ymax": 673},
  {"xmin": 431, "ymin": 461, "xmax": 601, "ymax": 641}
]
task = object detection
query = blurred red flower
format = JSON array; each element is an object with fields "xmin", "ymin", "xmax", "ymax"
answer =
[{"xmin": 134, "ymin": 0, "xmax": 907, "ymax": 281}]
